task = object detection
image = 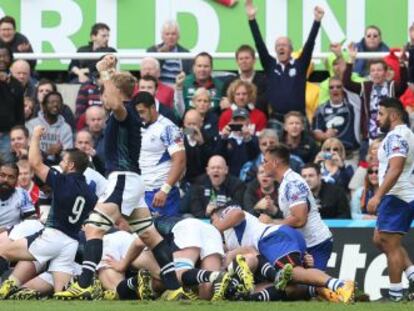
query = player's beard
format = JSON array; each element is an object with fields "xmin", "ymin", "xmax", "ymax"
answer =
[
  {"xmin": 0, "ymin": 182, "xmax": 15, "ymax": 200},
  {"xmin": 379, "ymin": 117, "xmax": 391, "ymax": 133}
]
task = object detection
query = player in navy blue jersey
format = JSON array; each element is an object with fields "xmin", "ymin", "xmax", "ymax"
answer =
[
  {"xmin": 0, "ymin": 125, "xmax": 97, "ymax": 298},
  {"xmin": 55, "ymin": 55, "xmax": 185, "ymax": 301}
]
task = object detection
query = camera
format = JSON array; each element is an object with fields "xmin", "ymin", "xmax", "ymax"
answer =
[
  {"xmin": 183, "ymin": 127, "xmax": 196, "ymax": 136},
  {"xmin": 322, "ymin": 152, "xmax": 333, "ymax": 160},
  {"xmin": 229, "ymin": 124, "xmax": 243, "ymax": 132}
]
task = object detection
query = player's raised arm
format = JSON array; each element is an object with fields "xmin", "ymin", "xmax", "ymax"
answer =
[{"xmin": 28, "ymin": 125, "xmax": 50, "ymax": 182}]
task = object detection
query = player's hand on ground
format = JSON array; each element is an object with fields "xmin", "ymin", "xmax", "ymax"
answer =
[{"xmin": 152, "ymin": 190, "xmax": 167, "ymax": 208}]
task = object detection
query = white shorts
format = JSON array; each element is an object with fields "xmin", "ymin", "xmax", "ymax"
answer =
[
  {"xmin": 99, "ymin": 172, "xmax": 147, "ymax": 216},
  {"xmin": 97, "ymin": 231, "xmax": 135, "ymax": 270},
  {"xmin": 38, "ymin": 263, "xmax": 82, "ymax": 286},
  {"xmin": 8, "ymin": 219, "xmax": 44, "ymax": 241},
  {"xmin": 172, "ymin": 219, "xmax": 224, "ymax": 260},
  {"xmin": 28, "ymin": 228, "xmax": 78, "ymax": 274}
]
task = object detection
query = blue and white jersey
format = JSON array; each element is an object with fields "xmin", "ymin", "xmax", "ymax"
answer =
[
  {"xmin": 221, "ymin": 205, "xmax": 279, "ymax": 251},
  {"xmin": 45, "ymin": 169, "xmax": 97, "ymax": 240},
  {"xmin": 378, "ymin": 124, "xmax": 414, "ymax": 202},
  {"xmin": 278, "ymin": 169, "xmax": 332, "ymax": 248},
  {"xmin": 0, "ymin": 187, "xmax": 35, "ymax": 228},
  {"xmin": 139, "ymin": 115, "xmax": 184, "ymax": 190}
]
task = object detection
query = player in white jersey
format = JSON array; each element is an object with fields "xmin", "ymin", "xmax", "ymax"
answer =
[
  {"xmin": 366, "ymin": 98, "xmax": 414, "ymax": 302},
  {"xmin": 136, "ymin": 90, "xmax": 185, "ymax": 217},
  {"xmin": 210, "ymin": 203, "xmax": 354, "ymax": 303},
  {"xmin": 103, "ymin": 217, "xmax": 225, "ymax": 301},
  {"xmin": 262, "ymin": 145, "xmax": 332, "ymax": 271}
]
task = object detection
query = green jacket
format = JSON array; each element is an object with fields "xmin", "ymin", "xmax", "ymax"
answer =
[{"xmin": 182, "ymin": 74, "xmax": 224, "ymax": 110}]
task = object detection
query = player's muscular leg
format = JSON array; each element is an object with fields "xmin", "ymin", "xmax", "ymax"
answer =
[
  {"xmin": 127, "ymin": 208, "xmax": 162, "ymax": 249},
  {"xmin": 173, "ymin": 247, "xmax": 200, "ymax": 283},
  {"xmin": 199, "ymin": 254, "xmax": 222, "ymax": 299},
  {"xmin": 85, "ymin": 202, "xmax": 121, "ymax": 239},
  {"xmin": 52, "ymin": 271, "xmax": 72, "ymax": 292},
  {"xmin": 377, "ymin": 232, "xmax": 405, "ymax": 283},
  {"xmin": 0, "ymin": 238, "xmax": 34, "ymax": 262}
]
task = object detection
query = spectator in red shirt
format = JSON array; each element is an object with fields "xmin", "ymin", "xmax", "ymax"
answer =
[
  {"xmin": 218, "ymin": 79, "xmax": 267, "ymax": 133},
  {"xmin": 140, "ymin": 57, "xmax": 174, "ymax": 109}
]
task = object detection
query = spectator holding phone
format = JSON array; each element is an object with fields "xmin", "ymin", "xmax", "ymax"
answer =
[
  {"xmin": 218, "ymin": 79, "xmax": 267, "ymax": 134},
  {"xmin": 182, "ymin": 109, "xmax": 217, "ymax": 185},
  {"xmin": 215, "ymin": 107, "xmax": 260, "ymax": 176},
  {"xmin": 314, "ymin": 137, "xmax": 354, "ymax": 191}
]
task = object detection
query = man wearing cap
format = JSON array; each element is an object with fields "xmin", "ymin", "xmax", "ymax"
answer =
[{"xmin": 215, "ymin": 107, "xmax": 260, "ymax": 176}]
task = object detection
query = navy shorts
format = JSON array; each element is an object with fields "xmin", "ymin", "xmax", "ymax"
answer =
[
  {"xmin": 377, "ymin": 195, "xmax": 414, "ymax": 234},
  {"xmin": 145, "ymin": 186, "xmax": 181, "ymax": 217},
  {"xmin": 258, "ymin": 225, "xmax": 306, "ymax": 267},
  {"xmin": 306, "ymin": 238, "xmax": 333, "ymax": 271}
]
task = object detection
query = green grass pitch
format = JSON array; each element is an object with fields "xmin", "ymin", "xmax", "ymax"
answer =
[{"xmin": 0, "ymin": 301, "xmax": 412, "ymax": 311}]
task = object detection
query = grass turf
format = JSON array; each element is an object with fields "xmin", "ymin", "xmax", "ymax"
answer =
[{"xmin": 0, "ymin": 301, "xmax": 413, "ymax": 311}]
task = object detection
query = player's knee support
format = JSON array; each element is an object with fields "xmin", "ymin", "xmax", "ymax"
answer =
[
  {"xmin": 128, "ymin": 217, "xmax": 153, "ymax": 236},
  {"xmin": 84, "ymin": 210, "xmax": 114, "ymax": 231}
]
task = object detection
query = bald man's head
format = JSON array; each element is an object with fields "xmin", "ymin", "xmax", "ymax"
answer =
[
  {"xmin": 10, "ymin": 59, "xmax": 31, "ymax": 86},
  {"xmin": 206, "ymin": 155, "xmax": 228, "ymax": 187},
  {"xmin": 183, "ymin": 109, "xmax": 203, "ymax": 129},
  {"xmin": 75, "ymin": 130, "xmax": 93, "ymax": 154},
  {"xmin": 85, "ymin": 105, "xmax": 106, "ymax": 134}
]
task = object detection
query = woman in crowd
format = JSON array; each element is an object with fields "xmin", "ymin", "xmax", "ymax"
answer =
[
  {"xmin": 314, "ymin": 137, "xmax": 354, "ymax": 191},
  {"xmin": 191, "ymin": 87, "xmax": 219, "ymax": 141},
  {"xmin": 218, "ymin": 80, "xmax": 267, "ymax": 133},
  {"xmin": 350, "ymin": 161, "xmax": 379, "ymax": 220}
]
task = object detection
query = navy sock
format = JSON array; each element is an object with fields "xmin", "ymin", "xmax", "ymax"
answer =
[
  {"xmin": 152, "ymin": 239, "xmax": 180, "ymax": 290},
  {"xmin": 182, "ymin": 269, "xmax": 213, "ymax": 286},
  {"xmin": 78, "ymin": 239, "xmax": 103, "ymax": 288},
  {"xmin": 116, "ymin": 277, "xmax": 138, "ymax": 300},
  {"xmin": 257, "ymin": 255, "xmax": 277, "ymax": 282},
  {"xmin": 249, "ymin": 286, "xmax": 287, "ymax": 301},
  {"xmin": 0, "ymin": 256, "xmax": 9, "ymax": 275}
]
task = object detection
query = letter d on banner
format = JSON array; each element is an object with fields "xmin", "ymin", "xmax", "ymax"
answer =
[{"xmin": 155, "ymin": 0, "xmax": 220, "ymax": 52}]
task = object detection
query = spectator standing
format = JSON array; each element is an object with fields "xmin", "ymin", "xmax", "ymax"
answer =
[
  {"xmin": 10, "ymin": 125, "xmax": 29, "ymax": 162},
  {"xmin": 10, "ymin": 59, "xmax": 36, "ymax": 98},
  {"xmin": 16, "ymin": 159, "xmax": 40, "ymax": 216},
  {"xmin": 245, "ymin": 0, "xmax": 324, "ymax": 120},
  {"xmin": 85, "ymin": 105, "xmax": 106, "ymax": 169}
]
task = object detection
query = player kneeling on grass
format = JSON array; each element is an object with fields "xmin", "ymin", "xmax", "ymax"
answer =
[
  {"xmin": 102, "ymin": 217, "xmax": 227, "ymax": 301},
  {"xmin": 0, "ymin": 125, "xmax": 97, "ymax": 299},
  {"xmin": 209, "ymin": 202, "xmax": 355, "ymax": 304}
]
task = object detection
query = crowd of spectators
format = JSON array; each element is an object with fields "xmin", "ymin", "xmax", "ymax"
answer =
[{"xmin": 1, "ymin": 7, "xmax": 414, "ymax": 232}]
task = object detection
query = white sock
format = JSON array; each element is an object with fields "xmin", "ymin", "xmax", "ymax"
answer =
[
  {"xmin": 405, "ymin": 265, "xmax": 414, "ymax": 282},
  {"xmin": 389, "ymin": 282, "xmax": 403, "ymax": 299}
]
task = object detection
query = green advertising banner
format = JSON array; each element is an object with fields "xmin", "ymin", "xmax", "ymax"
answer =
[{"xmin": 0, "ymin": 0, "xmax": 412, "ymax": 70}]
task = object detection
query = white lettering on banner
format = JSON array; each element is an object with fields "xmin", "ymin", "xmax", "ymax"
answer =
[
  {"xmin": 302, "ymin": 0, "xmax": 365, "ymax": 60},
  {"xmin": 96, "ymin": 0, "xmax": 117, "ymax": 48},
  {"xmin": 265, "ymin": 0, "xmax": 287, "ymax": 52},
  {"xmin": 21, "ymin": 0, "xmax": 83, "ymax": 64},
  {"xmin": 328, "ymin": 244, "xmax": 410, "ymax": 300},
  {"xmin": 338, "ymin": 244, "xmax": 366, "ymax": 280},
  {"xmin": 155, "ymin": 0, "xmax": 220, "ymax": 53}
]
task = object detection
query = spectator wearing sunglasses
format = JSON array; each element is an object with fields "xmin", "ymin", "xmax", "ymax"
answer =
[
  {"xmin": 354, "ymin": 25, "xmax": 389, "ymax": 77},
  {"xmin": 314, "ymin": 138, "xmax": 354, "ymax": 191},
  {"xmin": 313, "ymin": 77, "xmax": 360, "ymax": 167},
  {"xmin": 350, "ymin": 161, "xmax": 379, "ymax": 220}
]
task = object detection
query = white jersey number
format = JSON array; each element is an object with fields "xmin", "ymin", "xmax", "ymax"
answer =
[{"xmin": 68, "ymin": 196, "xmax": 85, "ymax": 224}]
